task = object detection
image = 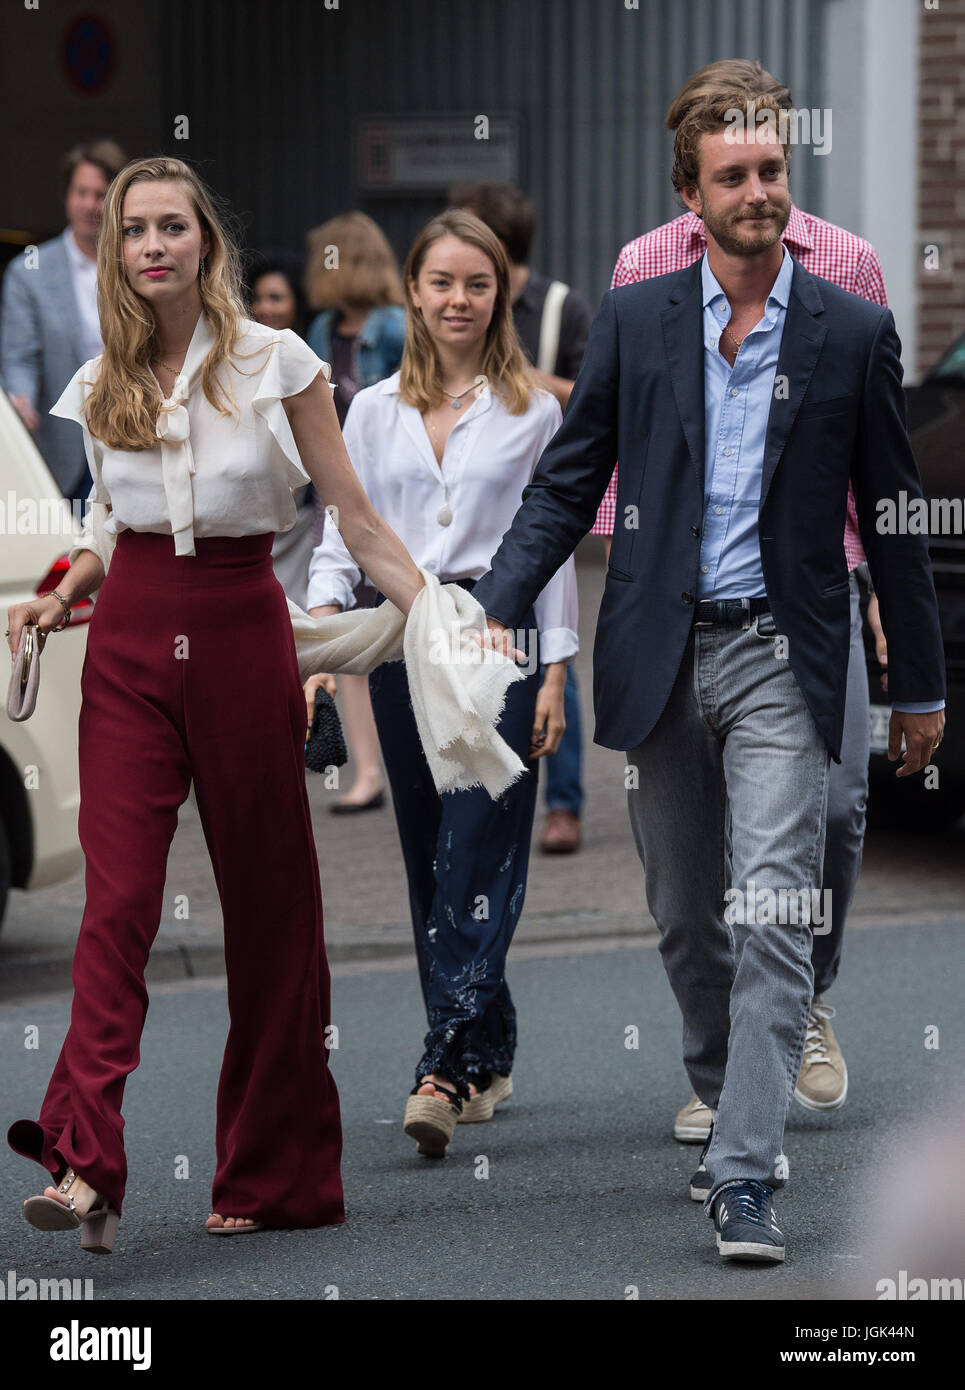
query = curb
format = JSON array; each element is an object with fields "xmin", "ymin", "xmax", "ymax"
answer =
[{"xmin": 0, "ymin": 916, "xmax": 659, "ymax": 1003}]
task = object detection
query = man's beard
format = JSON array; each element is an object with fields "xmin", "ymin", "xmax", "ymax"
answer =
[{"xmin": 698, "ymin": 193, "xmax": 791, "ymax": 257}]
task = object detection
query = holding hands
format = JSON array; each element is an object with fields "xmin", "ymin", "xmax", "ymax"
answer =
[{"xmin": 483, "ymin": 617, "xmax": 566, "ymax": 761}]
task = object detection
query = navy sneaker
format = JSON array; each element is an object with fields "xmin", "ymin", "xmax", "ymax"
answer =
[
  {"xmin": 689, "ymin": 1125, "xmax": 713, "ymax": 1202},
  {"xmin": 712, "ymin": 1181, "xmax": 785, "ymax": 1263}
]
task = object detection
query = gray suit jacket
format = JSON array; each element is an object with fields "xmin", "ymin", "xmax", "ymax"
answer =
[{"xmin": 0, "ymin": 230, "xmax": 92, "ymax": 497}]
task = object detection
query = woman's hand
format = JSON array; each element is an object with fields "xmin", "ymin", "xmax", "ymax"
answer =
[
  {"xmin": 304, "ymin": 672, "xmax": 336, "ymax": 734},
  {"xmin": 6, "ymin": 595, "xmax": 65, "ymax": 662},
  {"xmin": 529, "ymin": 663, "xmax": 567, "ymax": 760},
  {"xmin": 7, "ymin": 552, "xmax": 103, "ymax": 662},
  {"xmin": 866, "ymin": 593, "xmax": 888, "ymax": 694}
]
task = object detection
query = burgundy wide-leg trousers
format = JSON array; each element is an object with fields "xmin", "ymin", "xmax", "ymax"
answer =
[{"xmin": 8, "ymin": 531, "xmax": 344, "ymax": 1229}]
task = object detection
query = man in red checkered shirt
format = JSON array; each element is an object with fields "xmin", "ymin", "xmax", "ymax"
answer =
[{"xmin": 594, "ymin": 60, "xmax": 888, "ymax": 1148}]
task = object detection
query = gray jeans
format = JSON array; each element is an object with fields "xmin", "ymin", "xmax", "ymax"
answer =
[
  {"xmin": 814, "ymin": 571, "xmax": 869, "ymax": 994},
  {"xmin": 722, "ymin": 572, "xmax": 868, "ymax": 988},
  {"xmin": 626, "ymin": 615, "xmax": 830, "ymax": 1204}
]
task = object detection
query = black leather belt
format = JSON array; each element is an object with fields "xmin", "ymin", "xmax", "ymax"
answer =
[{"xmin": 693, "ymin": 597, "xmax": 770, "ymax": 629}]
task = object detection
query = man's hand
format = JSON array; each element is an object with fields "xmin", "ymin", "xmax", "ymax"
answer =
[
  {"xmin": 11, "ymin": 394, "xmax": 40, "ymax": 433},
  {"xmin": 467, "ymin": 617, "xmax": 526, "ymax": 663},
  {"xmin": 866, "ymin": 593, "xmax": 888, "ymax": 693},
  {"xmin": 888, "ymin": 709, "xmax": 945, "ymax": 777}
]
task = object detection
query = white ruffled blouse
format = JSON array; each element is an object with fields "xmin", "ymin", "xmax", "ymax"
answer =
[
  {"xmin": 52, "ymin": 312, "xmax": 327, "ymax": 570},
  {"xmin": 48, "ymin": 311, "xmax": 531, "ymax": 799}
]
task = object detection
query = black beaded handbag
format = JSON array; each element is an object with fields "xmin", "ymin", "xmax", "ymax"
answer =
[{"xmin": 304, "ymin": 688, "xmax": 348, "ymax": 773}]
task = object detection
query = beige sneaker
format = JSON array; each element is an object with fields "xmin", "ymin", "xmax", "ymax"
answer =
[
  {"xmin": 794, "ymin": 996, "xmax": 848, "ymax": 1111},
  {"xmin": 673, "ymin": 1092, "xmax": 712, "ymax": 1143}
]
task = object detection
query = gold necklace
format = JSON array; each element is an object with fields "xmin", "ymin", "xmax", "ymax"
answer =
[
  {"xmin": 724, "ymin": 324, "xmax": 745, "ymax": 350},
  {"xmin": 725, "ymin": 304, "xmax": 766, "ymax": 351}
]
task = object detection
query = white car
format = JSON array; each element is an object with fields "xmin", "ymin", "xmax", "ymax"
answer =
[{"xmin": 0, "ymin": 387, "xmax": 91, "ymax": 928}]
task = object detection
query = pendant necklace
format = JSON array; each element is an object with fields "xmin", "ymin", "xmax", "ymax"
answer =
[
  {"xmin": 429, "ymin": 376, "xmax": 486, "ymax": 523},
  {"xmin": 426, "ymin": 410, "xmax": 454, "ymax": 526},
  {"xmin": 442, "ymin": 382, "xmax": 478, "ymax": 410}
]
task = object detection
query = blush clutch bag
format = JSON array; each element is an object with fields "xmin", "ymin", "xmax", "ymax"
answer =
[{"xmin": 6, "ymin": 624, "xmax": 41, "ymax": 722}]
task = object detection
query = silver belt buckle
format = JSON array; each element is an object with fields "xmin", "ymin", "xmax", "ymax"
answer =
[
  {"xmin": 739, "ymin": 597, "xmax": 751, "ymax": 630},
  {"xmin": 693, "ymin": 603, "xmax": 713, "ymax": 629}
]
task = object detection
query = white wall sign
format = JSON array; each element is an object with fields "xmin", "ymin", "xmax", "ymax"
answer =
[{"xmin": 358, "ymin": 117, "xmax": 518, "ymax": 192}]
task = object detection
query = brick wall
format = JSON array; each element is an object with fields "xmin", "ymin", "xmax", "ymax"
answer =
[{"xmin": 917, "ymin": 0, "xmax": 965, "ymax": 375}]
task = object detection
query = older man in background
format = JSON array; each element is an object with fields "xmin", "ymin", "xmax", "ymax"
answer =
[{"xmin": 1, "ymin": 139, "xmax": 126, "ymax": 513}]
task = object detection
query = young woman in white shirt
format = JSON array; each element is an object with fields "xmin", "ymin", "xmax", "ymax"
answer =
[
  {"xmin": 4, "ymin": 156, "xmax": 429, "ymax": 1249},
  {"xmin": 306, "ymin": 210, "xmax": 579, "ymax": 1156}
]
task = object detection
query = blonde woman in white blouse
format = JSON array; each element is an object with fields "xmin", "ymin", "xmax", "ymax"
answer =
[
  {"xmin": 306, "ymin": 210, "xmax": 579, "ymax": 1156},
  {"xmin": 4, "ymin": 156, "xmax": 430, "ymax": 1248}
]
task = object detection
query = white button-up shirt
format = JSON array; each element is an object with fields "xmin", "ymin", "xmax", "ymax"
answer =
[
  {"xmin": 306, "ymin": 372, "xmax": 579, "ymax": 664},
  {"xmin": 62, "ymin": 228, "xmax": 102, "ymax": 364}
]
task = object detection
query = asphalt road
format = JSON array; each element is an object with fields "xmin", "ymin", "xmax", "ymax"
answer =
[{"xmin": 3, "ymin": 917, "xmax": 963, "ymax": 1302}]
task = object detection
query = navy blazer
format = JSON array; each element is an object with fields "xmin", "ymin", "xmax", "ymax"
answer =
[{"xmin": 473, "ymin": 258, "xmax": 944, "ymax": 760}]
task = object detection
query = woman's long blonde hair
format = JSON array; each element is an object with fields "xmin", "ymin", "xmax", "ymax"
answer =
[
  {"xmin": 85, "ymin": 156, "xmax": 248, "ymax": 450},
  {"xmin": 399, "ymin": 210, "xmax": 532, "ymax": 416}
]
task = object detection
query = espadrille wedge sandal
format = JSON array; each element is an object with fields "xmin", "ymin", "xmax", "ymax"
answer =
[
  {"xmin": 403, "ymin": 1081, "xmax": 463, "ymax": 1156},
  {"xmin": 22, "ymin": 1169, "xmax": 120, "ymax": 1255},
  {"xmin": 457, "ymin": 1073, "xmax": 513, "ymax": 1124}
]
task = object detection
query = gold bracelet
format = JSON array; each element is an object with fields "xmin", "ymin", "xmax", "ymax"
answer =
[{"xmin": 43, "ymin": 589, "xmax": 72, "ymax": 632}]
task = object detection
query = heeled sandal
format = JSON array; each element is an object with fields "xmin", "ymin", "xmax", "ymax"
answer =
[
  {"xmin": 22, "ymin": 1169, "xmax": 120, "ymax": 1255},
  {"xmin": 403, "ymin": 1079, "xmax": 463, "ymax": 1157},
  {"xmin": 457, "ymin": 1073, "xmax": 514, "ymax": 1124}
]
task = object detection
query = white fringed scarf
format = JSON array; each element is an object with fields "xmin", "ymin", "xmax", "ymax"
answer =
[{"xmin": 288, "ymin": 568, "xmax": 528, "ymax": 798}]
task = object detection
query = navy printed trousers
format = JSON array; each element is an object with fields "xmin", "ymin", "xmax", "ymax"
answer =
[{"xmin": 368, "ymin": 597, "xmax": 541, "ymax": 1099}]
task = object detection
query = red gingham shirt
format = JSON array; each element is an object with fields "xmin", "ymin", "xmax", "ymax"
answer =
[{"xmin": 590, "ymin": 204, "xmax": 888, "ymax": 570}]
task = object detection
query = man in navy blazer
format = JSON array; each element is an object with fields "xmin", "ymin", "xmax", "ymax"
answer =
[{"xmin": 473, "ymin": 94, "xmax": 945, "ymax": 1263}]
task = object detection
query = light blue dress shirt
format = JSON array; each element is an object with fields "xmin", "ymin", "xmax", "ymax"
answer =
[
  {"xmin": 697, "ymin": 250, "xmax": 943, "ymax": 716},
  {"xmin": 697, "ymin": 248, "xmax": 792, "ymax": 600}
]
